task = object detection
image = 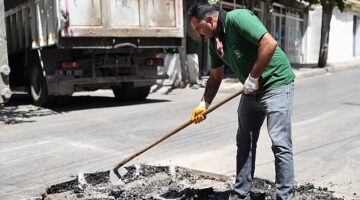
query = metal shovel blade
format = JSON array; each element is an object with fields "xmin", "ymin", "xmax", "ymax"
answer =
[{"xmin": 110, "ymin": 167, "xmax": 128, "ymax": 185}]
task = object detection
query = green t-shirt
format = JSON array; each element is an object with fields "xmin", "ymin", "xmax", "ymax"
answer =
[{"xmin": 210, "ymin": 9, "xmax": 295, "ymax": 89}]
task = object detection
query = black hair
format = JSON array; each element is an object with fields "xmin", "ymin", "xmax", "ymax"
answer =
[{"xmin": 189, "ymin": 2, "xmax": 220, "ymax": 21}]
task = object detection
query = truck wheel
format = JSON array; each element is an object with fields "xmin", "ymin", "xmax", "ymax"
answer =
[
  {"xmin": 136, "ymin": 86, "xmax": 151, "ymax": 100},
  {"xmin": 112, "ymin": 85, "xmax": 151, "ymax": 101},
  {"xmin": 30, "ymin": 65, "xmax": 52, "ymax": 106}
]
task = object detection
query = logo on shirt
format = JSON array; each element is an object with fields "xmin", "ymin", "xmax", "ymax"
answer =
[
  {"xmin": 232, "ymin": 45, "xmax": 243, "ymax": 59},
  {"xmin": 234, "ymin": 49, "xmax": 244, "ymax": 59}
]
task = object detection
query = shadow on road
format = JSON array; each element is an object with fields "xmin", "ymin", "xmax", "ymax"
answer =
[
  {"xmin": 291, "ymin": 63, "xmax": 318, "ymax": 70},
  {"xmin": 0, "ymin": 94, "xmax": 169, "ymax": 125},
  {"xmin": 343, "ymin": 102, "xmax": 360, "ymax": 107},
  {"xmin": 49, "ymin": 96, "xmax": 169, "ymax": 112}
]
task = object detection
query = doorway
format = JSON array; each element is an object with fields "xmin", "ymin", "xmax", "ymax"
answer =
[{"xmin": 271, "ymin": 5, "xmax": 286, "ymax": 49}]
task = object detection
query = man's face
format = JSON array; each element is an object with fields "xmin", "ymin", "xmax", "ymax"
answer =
[{"xmin": 190, "ymin": 16, "xmax": 217, "ymax": 39}]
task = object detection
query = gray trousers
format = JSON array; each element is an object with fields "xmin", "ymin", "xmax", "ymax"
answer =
[{"xmin": 234, "ymin": 82, "xmax": 295, "ymax": 200}]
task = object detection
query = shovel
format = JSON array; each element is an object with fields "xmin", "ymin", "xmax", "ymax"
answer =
[{"xmin": 110, "ymin": 88, "xmax": 244, "ymax": 184}]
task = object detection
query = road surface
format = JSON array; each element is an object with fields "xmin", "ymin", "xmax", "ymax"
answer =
[{"xmin": 0, "ymin": 69, "xmax": 359, "ymax": 199}]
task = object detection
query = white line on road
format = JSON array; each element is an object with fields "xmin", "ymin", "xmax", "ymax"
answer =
[
  {"xmin": 0, "ymin": 140, "xmax": 58, "ymax": 153},
  {"xmin": 68, "ymin": 141, "xmax": 121, "ymax": 155}
]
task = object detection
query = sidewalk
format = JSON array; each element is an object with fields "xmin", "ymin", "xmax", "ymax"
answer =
[
  {"xmin": 219, "ymin": 57, "xmax": 360, "ymax": 90},
  {"xmin": 154, "ymin": 57, "xmax": 360, "ymax": 94},
  {"xmin": 292, "ymin": 56, "xmax": 360, "ymax": 78}
]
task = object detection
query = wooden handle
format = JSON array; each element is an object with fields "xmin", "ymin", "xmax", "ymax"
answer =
[{"xmin": 113, "ymin": 88, "xmax": 243, "ymax": 171}]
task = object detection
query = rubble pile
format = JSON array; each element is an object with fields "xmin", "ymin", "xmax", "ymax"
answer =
[{"xmin": 41, "ymin": 164, "xmax": 344, "ymax": 200}]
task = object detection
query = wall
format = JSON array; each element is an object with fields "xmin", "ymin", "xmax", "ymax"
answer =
[
  {"xmin": 328, "ymin": 8, "xmax": 355, "ymax": 62},
  {"xmin": 1, "ymin": 0, "xmax": 12, "ymax": 103},
  {"xmin": 305, "ymin": 6, "xmax": 321, "ymax": 64},
  {"xmin": 305, "ymin": 6, "xmax": 359, "ymax": 63}
]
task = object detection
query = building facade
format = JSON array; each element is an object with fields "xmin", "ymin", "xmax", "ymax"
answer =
[
  {"xmin": 189, "ymin": 0, "xmax": 360, "ymax": 75},
  {"xmin": 306, "ymin": 5, "xmax": 360, "ymax": 63}
]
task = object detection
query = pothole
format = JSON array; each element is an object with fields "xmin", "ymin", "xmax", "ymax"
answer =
[{"xmin": 40, "ymin": 164, "xmax": 344, "ymax": 200}]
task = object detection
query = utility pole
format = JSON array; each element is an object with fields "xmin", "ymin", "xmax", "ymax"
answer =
[{"xmin": 178, "ymin": 0, "xmax": 188, "ymax": 87}]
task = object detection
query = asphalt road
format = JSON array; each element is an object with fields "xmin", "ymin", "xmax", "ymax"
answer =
[{"xmin": 0, "ymin": 69, "xmax": 359, "ymax": 199}]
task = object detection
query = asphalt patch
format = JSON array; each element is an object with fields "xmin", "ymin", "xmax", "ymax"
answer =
[{"xmin": 40, "ymin": 164, "xmax": 344, "ymax": 200}]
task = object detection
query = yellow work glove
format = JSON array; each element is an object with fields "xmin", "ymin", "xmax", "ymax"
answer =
[{"xmin": 191, "ymin": 101, "xmax": 208, "ymax": 124}]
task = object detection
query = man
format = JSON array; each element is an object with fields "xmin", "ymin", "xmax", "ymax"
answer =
[{"xmin": 189, "ymin": 3, "xmax": 295, "ymax": 200}]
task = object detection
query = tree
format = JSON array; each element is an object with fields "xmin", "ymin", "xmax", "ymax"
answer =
[
  {"xmin": 179, "ymin": 0, "xmax": 219, "ymax": 86},
  {"xmin": 302, "ymin": 0, "xmax": 350, "ymax": 67}
]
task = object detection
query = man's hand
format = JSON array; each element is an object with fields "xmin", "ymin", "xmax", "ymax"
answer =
[
  {"xmin": 191, "ymin": 101, "xmax": 208, "ymax": 124},
  {"xmin": 243, "ymin": 74, "xmax": 259, "ymax": 94}
]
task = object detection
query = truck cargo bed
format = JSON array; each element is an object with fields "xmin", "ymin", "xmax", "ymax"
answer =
[{"xmin": 5, "ymin": 0, "xmax": 184, "ymax": 52}]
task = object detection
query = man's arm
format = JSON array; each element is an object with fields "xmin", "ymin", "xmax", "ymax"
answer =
[
  {"xmin": 243, "ymin": 33, "xmax": 277, "ymax": 94},
  {"xmin": 250, "ymin": 33, "xmax": 277, "ymax": 78},
  {"xmin": 190, "ymin": 66, "xmax": 223, "ymax": 124},
  {"xmin": 202, "ymin": 66, "xmax": 224, "ymax": 105}
]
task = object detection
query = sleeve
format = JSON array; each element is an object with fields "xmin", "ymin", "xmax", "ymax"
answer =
[
  {"xmin": 231, "ymin": 10, "xmax": 268, "ymax": 45},
  {"xmin": 209, "ymin": 39, "xmax": 224, "ymax": 69}
]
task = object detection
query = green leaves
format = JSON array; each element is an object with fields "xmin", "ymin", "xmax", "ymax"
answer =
[{"xmin": 300, "ymin": 0, "xmax": 350, "ymax": 12}]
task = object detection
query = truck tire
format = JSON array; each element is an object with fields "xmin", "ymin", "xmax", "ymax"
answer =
[
  {"xmin": 30, "ymin": 65, "xmax": 52, "ymax": 106},
  {"xmin": 112, "ymin": 85, "xmax": 151, "ymax": 101},
  {"xmin": 136, "ymin": 86, "xmax": 151, "ymax": 100}
]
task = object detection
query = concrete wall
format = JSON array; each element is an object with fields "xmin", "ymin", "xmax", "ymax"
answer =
[
  {"xmin": 305, "ymin": 6, "xmax": 360, "ymax": 63},
  {"xmin": 156, "ymin": 53, "xmax": 200, "ymax": 87},
  {"xmin": 328, "ymin": 8, "xmax": 355, "ymax": 62},
  {"xmin": 0, "ymin": 0, "xmax": 7, "ymax": 67},
  {"xmin": 305, "ymin": 6, "xmax": 322, "ymax": 63},
  {"xmin": 1, "ymin": 0, "xmax": 12, "ymax": 104}
]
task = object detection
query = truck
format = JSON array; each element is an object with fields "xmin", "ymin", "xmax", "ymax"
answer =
[
  {"xmin": 0, "ymin": 0, "xmax": 11, "ymax": 104},
  {"xmin": 4, "ymin": 0, "xmax": 184, "ymax": 106}
]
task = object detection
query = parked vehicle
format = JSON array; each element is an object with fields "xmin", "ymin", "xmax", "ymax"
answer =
[
  {"xmin": 0, "ymin": 0, "xmax": 11, "ymax": 104},
  {"xmin": 4, "ymin": 0, "xmax": 183, "ymax": 106}
]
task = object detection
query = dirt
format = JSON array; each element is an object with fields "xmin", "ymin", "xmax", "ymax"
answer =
[
  {"xmin": 0, "ymin": 104, "xmax": 57, "ymax": 125},
  {"xmin": 35, "ymin": 164, "xmax": 347, "ymax": 200}
]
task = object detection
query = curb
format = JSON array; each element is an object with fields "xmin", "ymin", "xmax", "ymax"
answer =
[
  {"xmin": 295, "ymin": 64, "xmax": 360, "ymax": 79},
  {"xmin": 218, "ymin": 63, "xmax": 360, "ymax": 91},
  {"xmin": 154, "ymin": 61, "xmax": 360, "ymax": 93},
  {"xmin": 294, "ymin": 68, "xmax": 327, "ymax": 79},
  {"xmin": 325, "ymin": 63, "xmax": 360, "ymax": 73}
]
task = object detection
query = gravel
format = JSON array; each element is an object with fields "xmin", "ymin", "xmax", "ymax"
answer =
[{"xmin": 37, "ymin": 164, "xmax": 344, "ymax": 200}]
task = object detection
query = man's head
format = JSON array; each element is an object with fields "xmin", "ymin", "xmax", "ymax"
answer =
[{"xmin": 189, "ymin": 3, "xmax": 220, "ymax": 39}]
